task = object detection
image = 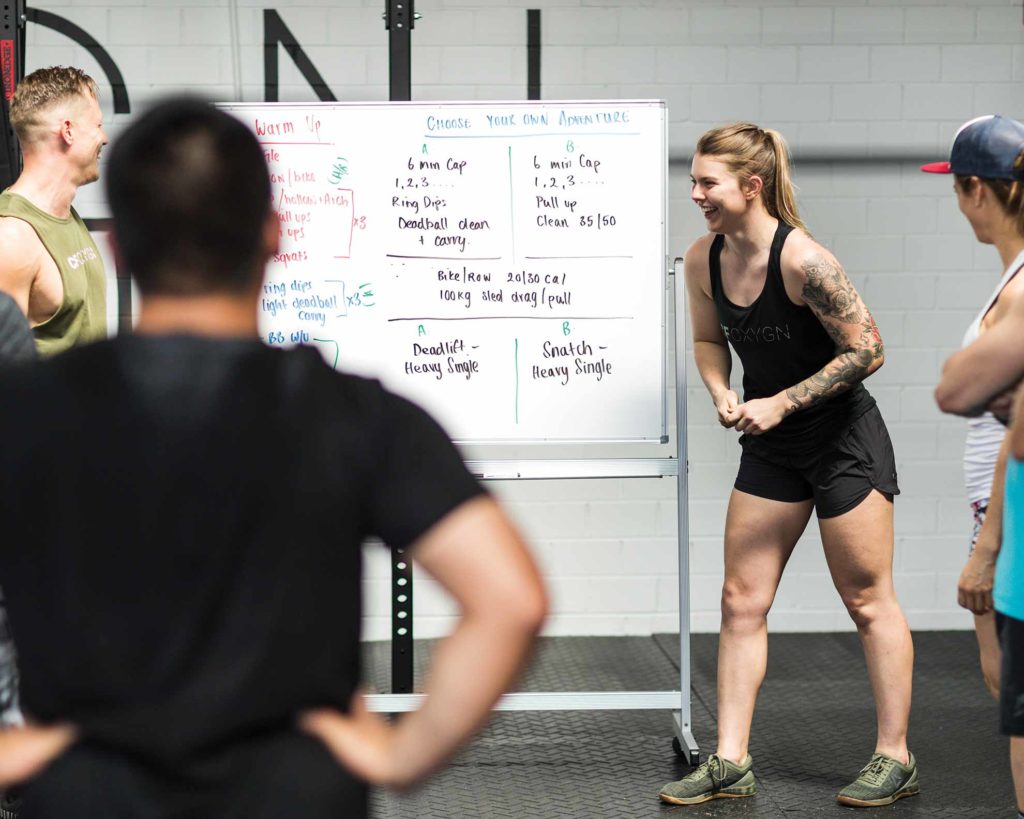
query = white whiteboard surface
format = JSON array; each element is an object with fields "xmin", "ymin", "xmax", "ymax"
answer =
[{"xmin": 221, "ymin": 101, "xmax": 667, "ymax": 443}]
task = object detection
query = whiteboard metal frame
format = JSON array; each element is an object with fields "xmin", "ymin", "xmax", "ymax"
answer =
[
  {"xmin": 221, "ymin": 99, "xmax": 669, "ymax": 444},
  {"xmin": 672, "ymin": 255, "xmax": 697, "ymax": 762},
  {"xmin": 369, "ymin": 259, "xmax": 699, "ymax": 765},
  {"xmin": 367, "ymin": 690, "xmax": 682, "ymax": 712},
  {"xmin": 465, "ymin": 458, "xmax": 677, "ymax": 480}
]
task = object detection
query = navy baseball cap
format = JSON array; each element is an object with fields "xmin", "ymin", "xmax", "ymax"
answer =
[{"xmin": 921, "ymin": 114, "xmax": 1024, "ymax": 179}]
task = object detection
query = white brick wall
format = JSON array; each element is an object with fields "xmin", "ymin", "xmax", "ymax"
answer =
[{"xmin": 23, "ymin": 0, "xmax": 1024, "ymax": 639}]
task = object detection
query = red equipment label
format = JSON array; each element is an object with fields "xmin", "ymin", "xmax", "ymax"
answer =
[{"xmin": 0, "ymin": 40, "xmax": 14, "ymax": 102}]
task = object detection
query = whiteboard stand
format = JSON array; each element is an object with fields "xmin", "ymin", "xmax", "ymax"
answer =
[
  {"xmin": 217, "ymin": 98, "xmax": 695, "ymax": 763},
  {"xmin": 371, "ymin": 259, "xmax": 701, "ymax": 768},
  {"xmin": 671, "ymin": 255, "xmax": 698, "ymax": 766}
]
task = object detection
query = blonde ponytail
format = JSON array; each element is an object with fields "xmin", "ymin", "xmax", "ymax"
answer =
[
  {"xmin": 760, "ymin": 129, "xmax": 806, "ymax": 232},
  {"xmin": 695, "ymin": 122, "xmax": 808, "ymax": 233}
]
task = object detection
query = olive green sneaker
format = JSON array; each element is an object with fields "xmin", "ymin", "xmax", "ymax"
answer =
[
  {"xmin": 658, "ymin": 753, "xmax": 756, "ymax": 805},
  {"xmin": 836, "ymin": 752, "xmax": 919, "ymax": 807}
]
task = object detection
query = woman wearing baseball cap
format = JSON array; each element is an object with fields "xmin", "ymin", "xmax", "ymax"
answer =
[{"xmin": 931, "ymin": 113, "xmax": 1024, "ymax": 819}]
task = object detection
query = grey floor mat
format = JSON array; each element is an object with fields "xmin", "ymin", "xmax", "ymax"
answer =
[{"xmin": 362, "ymin": 632, "xmax": 1011, "ymax": 817}]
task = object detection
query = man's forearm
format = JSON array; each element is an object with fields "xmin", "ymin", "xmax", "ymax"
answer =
[{"xmin": 0, "ymin": 724, "xmax": 77, "ymax": 788}]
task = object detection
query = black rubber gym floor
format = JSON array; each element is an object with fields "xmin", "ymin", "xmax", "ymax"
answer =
[{"xmin": 363, "ymin": 631, "xmax": 1013, "ymax": 817}]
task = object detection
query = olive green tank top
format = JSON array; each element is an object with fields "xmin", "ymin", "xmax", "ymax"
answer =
[{"xmin": 0, "ymin": 191, "xmax": 107, "ymax": 357}]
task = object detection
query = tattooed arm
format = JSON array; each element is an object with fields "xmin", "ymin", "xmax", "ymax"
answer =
[
  {"xmin": 732, "ymin": 237, "xmax": 883, "ymax": 436},
  {"xmin": 783, "ymin": 248, "xmax": 884, "ymax": 413}
]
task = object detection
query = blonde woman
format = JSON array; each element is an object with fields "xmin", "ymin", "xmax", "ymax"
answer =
[{"xmin": 660, "ymin": 123, "xmax": 915, "ymax": 808}]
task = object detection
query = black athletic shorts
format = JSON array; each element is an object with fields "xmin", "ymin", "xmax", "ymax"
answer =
[
  {"xmin": 997, "ymin": 612, "xmax": 1024, "ymax": 736},
  {"xmin": 734, "ymin": 405, "xmax": 900, "ymax": 519}
]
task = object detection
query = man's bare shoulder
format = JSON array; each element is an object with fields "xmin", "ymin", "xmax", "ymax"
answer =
[
  {"xmin": 0, "ymin": 216, "xmax": 44, "ymax": 262},
  {"xmin": 0, "ymin": 217, "xmax": 45, "ymax": 308}
]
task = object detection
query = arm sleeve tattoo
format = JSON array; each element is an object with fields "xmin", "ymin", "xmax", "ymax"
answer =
[{"xmin": 784, "ymin": 253, "xmax": 884, "ymax": 414}]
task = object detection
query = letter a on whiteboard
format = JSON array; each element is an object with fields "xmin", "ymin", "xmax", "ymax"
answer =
[{"xmin": 418, "ymin": 324, "xmax": 427, "ymax": 336}]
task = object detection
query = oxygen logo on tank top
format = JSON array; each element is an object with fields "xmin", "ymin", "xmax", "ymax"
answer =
[
  {"xmin": 66, "ymin": 246, "xmax": 98, "ymax": 270},
  {"xmin": 720, "ymin": 323, "xmax": 791, "ymax": 344}
]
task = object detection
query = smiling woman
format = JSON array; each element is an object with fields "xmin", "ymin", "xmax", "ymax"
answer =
[
  {"xmin": 659, "ymin": 122, "xmax": 917, "ymax": 809},
  {"xmin": 690, "ymin": 124, "xmax": 805, "ymax": 238}
]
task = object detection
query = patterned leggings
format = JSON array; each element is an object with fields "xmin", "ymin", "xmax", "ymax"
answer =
[{"xmin": 969, "ymin": 499, "xmax": 989, "ymax": 555}]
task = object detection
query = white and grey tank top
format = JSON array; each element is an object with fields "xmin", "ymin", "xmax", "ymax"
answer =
[{"xmin": 962, "ymin": 248, "xmax": 1024, "ymax": 504}]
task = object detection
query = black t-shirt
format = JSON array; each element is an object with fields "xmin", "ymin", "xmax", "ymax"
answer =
[
  {"xmin": 0, "ymin": 335, "xmax": 483, "ymax": 768},
  {"xmin": 709, "ymin": 222, "xmax": 874, "ymax": 450}
]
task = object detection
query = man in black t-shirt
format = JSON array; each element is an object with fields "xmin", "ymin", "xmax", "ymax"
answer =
[
  {"xmin": 0, "ymin": 292, "xmax": 33, "ymax": 819},
  {"xmin": 0, "ymin": 98, "xmax": 546, "ymax": 818},
  {"xmin": 0, "ymin": 291, "xmax": 33, "ymax": 731}
]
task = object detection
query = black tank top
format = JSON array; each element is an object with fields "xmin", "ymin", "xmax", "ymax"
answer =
[{"xmin": 709, "ymin": 222, "xmax": 874, "ymax": 448}]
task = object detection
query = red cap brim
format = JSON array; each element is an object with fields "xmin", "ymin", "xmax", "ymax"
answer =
[{"xmin": 920, "ymin": 161, "xmax": 952, "ymax": 174}]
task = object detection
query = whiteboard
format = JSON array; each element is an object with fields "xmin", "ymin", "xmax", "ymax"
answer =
[{"xmin": 220, "ymin": 101, "xmax": 667, "ymax": 443}]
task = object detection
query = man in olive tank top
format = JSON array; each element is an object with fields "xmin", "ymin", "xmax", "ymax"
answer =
[{"xmin": 0, "ymin": 66, "xmax": 108, "ymax": 357}]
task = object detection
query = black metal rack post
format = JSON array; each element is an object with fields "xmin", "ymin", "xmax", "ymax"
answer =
[
  {"xmin": 0, "ymin": 0, "xmax": 24, "ymax": 189},
  {"xmin": 385, "ymin": 0, "xmax": 415, "ymax": 694},
  {"xmin": 385, "ymin": 0, "xmax": 413, "ymax": 103}
]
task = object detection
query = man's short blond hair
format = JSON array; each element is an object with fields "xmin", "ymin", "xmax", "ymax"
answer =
[{"xmin": 10, "ymin": 66, "xmax": 99, "ymax": 145}]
